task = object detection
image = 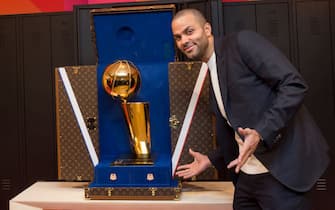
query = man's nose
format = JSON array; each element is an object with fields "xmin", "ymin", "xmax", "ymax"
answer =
[{"xmin": 180, "ymin": 35, "xmax": 188, "ymax": 46}]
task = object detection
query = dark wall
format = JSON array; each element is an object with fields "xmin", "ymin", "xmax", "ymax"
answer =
[
  {"xmin": 295, "ymin": 0, "xmax": 335, "ymax": 208},
  {"xmin": 0, "ymin": 12, "xmax": 75, "ymax": 210},
  {"xmin": 221, "ymin": 0, "xmax": 293, "ymax": 62},
  {"xmin": 0, "ymin": 15, "xmax": 24, "ymax": 210}
]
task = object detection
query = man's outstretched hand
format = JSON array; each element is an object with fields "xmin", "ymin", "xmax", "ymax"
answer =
[{"xmin": 175, "ymin": 148, "xmax": 212, "ymax": 179}]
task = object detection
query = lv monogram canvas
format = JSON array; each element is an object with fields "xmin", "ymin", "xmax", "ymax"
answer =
[
  {"xmin": 55, "ymin": 65, "xmax": 99, "ymax": 181},
  {"xmin": 169, "ymin": 61, "xmax": 218, "ymax": 180}
]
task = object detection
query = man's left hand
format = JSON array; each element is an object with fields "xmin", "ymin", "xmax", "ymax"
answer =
[{"xmin": 227, "ymin": 127, "xmax": 261, "ymax": 173}]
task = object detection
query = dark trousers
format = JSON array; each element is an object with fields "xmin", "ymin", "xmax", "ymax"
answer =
[{"xmin": 233, "ymin": 172, "xmax": 311, "ymax": 210}]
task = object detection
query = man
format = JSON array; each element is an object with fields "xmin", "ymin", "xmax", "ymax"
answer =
[{"xmin": 171, "ymin": 8, "xmax": 329, "ymax": 210}]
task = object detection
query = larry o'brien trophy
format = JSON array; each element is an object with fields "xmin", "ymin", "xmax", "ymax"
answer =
[{"xmin": 102, "ymin": 60, "xmax": 153, "ymax": 165}]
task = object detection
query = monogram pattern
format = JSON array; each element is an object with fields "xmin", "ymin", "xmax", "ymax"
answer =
[
  {"xmin": 55, "ymin": 65, "xmax": 99, "ymax": 181},
  {"xmin": 169, "ymin": 62, "xmax": 218, "ymax": 180},
  {"xmin": 85, "ymin": 186, "xmax": 181, "ymax": 200}
]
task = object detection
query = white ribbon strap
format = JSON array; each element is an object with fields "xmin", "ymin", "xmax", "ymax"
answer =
[
  {"xmin": 58, "ymin": 67, "xmax": 99, "ymax": 167},
  {"xmin": 171, "ymin": 62, "xmax": 208, "ymax": 176}
]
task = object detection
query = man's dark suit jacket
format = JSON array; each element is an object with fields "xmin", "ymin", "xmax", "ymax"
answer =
[{"xmin": 207, "ymin": 30, "xmax": 329, "ymax": 192}]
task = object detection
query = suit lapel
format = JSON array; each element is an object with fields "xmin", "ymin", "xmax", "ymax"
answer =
[{"xmin": 214, "ymin": 37, "xmax": 231, "ymax": 121}]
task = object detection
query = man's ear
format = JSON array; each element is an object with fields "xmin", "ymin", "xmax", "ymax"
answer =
[{"xmin": 204, "ymin": 22, "xmax": 212, "ymax": 36}]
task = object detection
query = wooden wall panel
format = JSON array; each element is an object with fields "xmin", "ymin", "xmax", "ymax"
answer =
[
  {"xmin": 75, "ymin": 6, "xmax": 96, "ymax": 65},
  {"xmin": 222, "ymin": 1, "xmax": 292, "ymax": 61},
  {"xmin": 297, "ymin": 0, "xmax": 334, "ymax": 143},
  {"xmin": 51, "ymin": 14, "xmax": 75, "ymax": 67},
  {"xmin": 256, "ymin": 3, "xmax": 291, "ymax": 60},
  {"xmin": 223, "ymin": 4, "xmax": 256, "ymax": 33},
  {"xmin": 0, "ymin": 16, "xmax": 24, "ymax": 210},
  {"xmin": 296, "ymin": 1, "xmax": 335, "ymax": 208},
  {"xmin": 21, "ymin": 14, "xmax": 57, "ymax": 185}
]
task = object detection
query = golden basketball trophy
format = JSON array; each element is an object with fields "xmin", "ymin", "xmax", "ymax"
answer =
[{"xmin": 102, "ymin": 60, "xmax": 153, "ymax": 165}]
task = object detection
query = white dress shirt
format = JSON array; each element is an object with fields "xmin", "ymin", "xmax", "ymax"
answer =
[{"xmin": 207, "ymin": 52, "xmax": 268, "ymax": 174}]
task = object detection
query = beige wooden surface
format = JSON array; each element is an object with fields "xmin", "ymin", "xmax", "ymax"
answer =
[{"xmin": 10, "ymin": 181, "xmax": 234, "ymax": 210}]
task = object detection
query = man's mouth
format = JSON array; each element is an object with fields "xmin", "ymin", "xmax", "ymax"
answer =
[{"xmin": 183, "ymin": 44, "xmax": 195, "ymax": 53}]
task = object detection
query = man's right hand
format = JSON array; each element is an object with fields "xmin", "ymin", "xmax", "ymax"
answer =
[{"xmin": 175, "ymin": 148, "xmax": 212, "ymax": 179}]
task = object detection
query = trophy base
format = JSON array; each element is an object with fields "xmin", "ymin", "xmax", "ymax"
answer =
[{"xmin": 112, "ymin": 154, "xmax": 154, "ymax": 165}]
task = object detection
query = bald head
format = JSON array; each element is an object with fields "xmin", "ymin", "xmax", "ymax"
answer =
[{"xmin": 172, "ymin": 9, "xmax": 207, "ymax": 27}]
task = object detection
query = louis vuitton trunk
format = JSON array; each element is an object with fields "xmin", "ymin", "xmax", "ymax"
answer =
[{"xmin": 55, "ymin": 65, "xmax": 99, "ymax": 181}]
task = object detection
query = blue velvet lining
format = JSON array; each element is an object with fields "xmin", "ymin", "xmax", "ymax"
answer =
[{"xmin": 91, "ymin": 9, "xmax": 177, "ymax": 187}]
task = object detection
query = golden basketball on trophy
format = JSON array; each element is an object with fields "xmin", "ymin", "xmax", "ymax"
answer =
[
  {"xmin": 102, "ymin": 60, "xmax": 141, "ymax": 102},
  {"xmin": 102, "ymin": 60, "xmax": 152, "ymax": 165}
]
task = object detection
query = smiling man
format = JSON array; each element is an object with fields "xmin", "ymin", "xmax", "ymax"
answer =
[
  {"xmin": 172, "ymin": 10, "xmax": 213, "ymax": 61},
  {"xmin": 171, "ymin": 8, "xmax": 329, "ymax": 210}
]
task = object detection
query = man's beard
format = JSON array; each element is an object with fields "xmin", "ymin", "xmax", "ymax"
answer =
[
  {"xmin": 185, "ymin": 48, "xmax": 205, "ymax": 61},
  {"xmin": 183, "ymin": 41, "xmax": 207, "ymax": 61}
]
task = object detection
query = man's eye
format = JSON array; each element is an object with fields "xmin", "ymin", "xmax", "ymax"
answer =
[{"xmin": 186, "ymin": 29, "xmax": 194, "ymax": 35}]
